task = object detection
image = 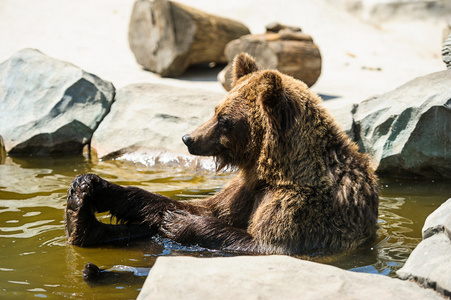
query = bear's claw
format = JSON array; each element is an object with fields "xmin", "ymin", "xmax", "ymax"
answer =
[{"xmin": 67, "ymin": 175, "xmax": 94, "ymax": 211}]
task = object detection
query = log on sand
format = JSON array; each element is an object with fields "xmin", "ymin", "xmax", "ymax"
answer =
[
  {"xmin": 218, "ymin": 23, "xmax": 322, "ymax": 91},
  {"xmin": 128, "ymin": 0, "xmax": 250, "ymax": 77}
]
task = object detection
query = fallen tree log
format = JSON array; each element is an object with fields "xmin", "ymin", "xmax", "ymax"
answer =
[
  {"xmin": 218, "ymin": 24, "xmax": 322, "ymax": 90},
  {"xmin": 128, "ymin": 0, "xmax": 250, "ymax": 77}
]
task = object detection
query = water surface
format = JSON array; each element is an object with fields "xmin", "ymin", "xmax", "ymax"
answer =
[{"xmin": 0, "ymin": 155, "xmax": 450, "ymax": 298}]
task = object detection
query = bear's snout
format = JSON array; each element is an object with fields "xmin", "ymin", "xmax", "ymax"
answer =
[
  {"xmin": 182, "ymin": 133, "xmax": 217, "ymax": 156},
  {"xmin": 182, "ymin": 134, "xmax": 194, "ymax": 147}
]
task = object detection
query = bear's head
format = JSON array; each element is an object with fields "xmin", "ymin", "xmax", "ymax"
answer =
[{"xmin": 183, "ymin": 53, "xmax": 333, "ymax": 183}]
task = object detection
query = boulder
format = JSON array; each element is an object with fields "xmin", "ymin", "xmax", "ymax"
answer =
[
  {"xmin": 322, "ymin": 99, "xmax": 355, "ymax": 137},
  {"xmin": 351, "ymin": 70, "xmax": 451, "ymax": 178},
  {"xmin": 0, "ymin": 48, "xmax": 115, "ymax": 156},
  {"xmin": 138, "ymin": 255, "xmax": 442, "ymax": 300},
  {"xmin": 91, "ymin": 83, "xmax": 224, "ymax": 168},
  {"xmin": 397, "ymin": 198, "xmax": 451, "ymax": 297}
]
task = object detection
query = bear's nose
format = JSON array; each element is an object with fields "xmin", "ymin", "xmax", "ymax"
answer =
[{"xmin": 182, "ymin": 134, "xmax": 193, "ymax": 146}]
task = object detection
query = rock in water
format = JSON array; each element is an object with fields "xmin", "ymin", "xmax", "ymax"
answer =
[
  {"xmin": 397, "ymin": 198, "xmax": 451, "ymax": 297},
  {"xmin": 351, "ymin": 70, "xmax": 451, "ymax": 178},
  {"xmin": 0, "ymin": 49, "xmax": 115, "ymax": 156},
  {"xmin": 91, "ymin": 83, "xmax": 223, "ymax": 167}
]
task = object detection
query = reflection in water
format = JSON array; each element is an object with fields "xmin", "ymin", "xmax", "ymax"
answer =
[
  {"xmin": 376, "ymin": 197, "xmax": 417, "ymax": 268},
  {"xmin": 0, "ymin": 155, "xmax": 450, "ymax": 298}
]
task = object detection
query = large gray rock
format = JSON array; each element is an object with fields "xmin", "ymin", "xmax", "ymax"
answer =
[
  {"xmin": 0, "ymin": 48, "xmax": 115, "ymax": 156},
  {"xmin": 91, "ymin": 83, "xmax": 224, "ymax": 168},
  {"xmin": 351, "ymin": 70, "xmax": 451, "ymax": 178},
  {"xmin": 138, "ymin": 255, "xmax": 442, "ymax": 300},
  {"xmin": 397, "ymin": 198, "xmax": 451, "ymax": 297},
  {"xmin": 322, "ymin": 99, "xmax": 355, "ymax": 137}
]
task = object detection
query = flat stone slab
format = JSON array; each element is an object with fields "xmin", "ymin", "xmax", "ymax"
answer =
[{"xmin": 138, "ymin": 255, "xmax": 442, "ymax": 300}]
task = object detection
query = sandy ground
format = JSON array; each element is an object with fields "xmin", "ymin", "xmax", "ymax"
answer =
[{"xmin": 0, "ymin": 0, "xmax": 447, "ymax": 107}]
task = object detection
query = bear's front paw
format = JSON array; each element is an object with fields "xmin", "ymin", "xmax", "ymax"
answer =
[{"xmin": 65, "ymin": 174, "xmax": 101, "ymax": 246}]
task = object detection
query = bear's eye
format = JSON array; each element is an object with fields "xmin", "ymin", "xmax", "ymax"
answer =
[{"xmin": 218, "ymin": 116, "xmax": 233, "ymax": 131}]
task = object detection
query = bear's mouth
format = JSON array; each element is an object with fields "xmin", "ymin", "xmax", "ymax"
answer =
[
  {"xmin": 186, "ymin": 146, "xmax": 206, "ymax": 156},
  {"xmin": 186, "ymin": 144, "xmax": 222, "ymax": 157}
]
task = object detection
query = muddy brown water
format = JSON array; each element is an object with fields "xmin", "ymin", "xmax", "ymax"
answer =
[{"xmin": 0, "ymin": 155, "xmax": 450, "ymax": 298}]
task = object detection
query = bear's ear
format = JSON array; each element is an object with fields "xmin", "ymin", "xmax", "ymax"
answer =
[
  {"xmin": 232, "ymin": 53, "xmax": 259, "ymax": 86},
  {"xmin": 258, "ymin": 71, "xmax": 296, "ymax": 132}
]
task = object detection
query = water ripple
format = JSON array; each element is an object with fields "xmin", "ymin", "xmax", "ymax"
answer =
[{"xmin": 0, "ymin": 219, "xmax": 61, "ymax": 238}]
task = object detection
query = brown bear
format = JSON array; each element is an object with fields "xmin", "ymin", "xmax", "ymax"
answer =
[{"xmin": 65, "ymin": 53, "xmax": 379, "ymax": 255}]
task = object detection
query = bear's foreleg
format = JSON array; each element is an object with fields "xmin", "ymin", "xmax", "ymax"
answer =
[
  {"xmin": 65, "ymin": 174, "xmax": 193, "ymax": 246},
  {"xmin": 159, "ymin": 210, "xmax": 267, "ymax": 254}
]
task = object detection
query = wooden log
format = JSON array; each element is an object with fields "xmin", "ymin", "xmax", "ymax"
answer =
[
  {"xmin": 218, "ymin": 24, "xmax": 322, "ymax": 91},
  {"xmin": 128, "ymin": 0, "xmax": 250, "ymax": 77}
]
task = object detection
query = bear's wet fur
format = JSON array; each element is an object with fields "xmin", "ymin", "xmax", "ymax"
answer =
[{"xmin": 65, "ymin": 53, "xmax": 379, "ymax": 255}]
